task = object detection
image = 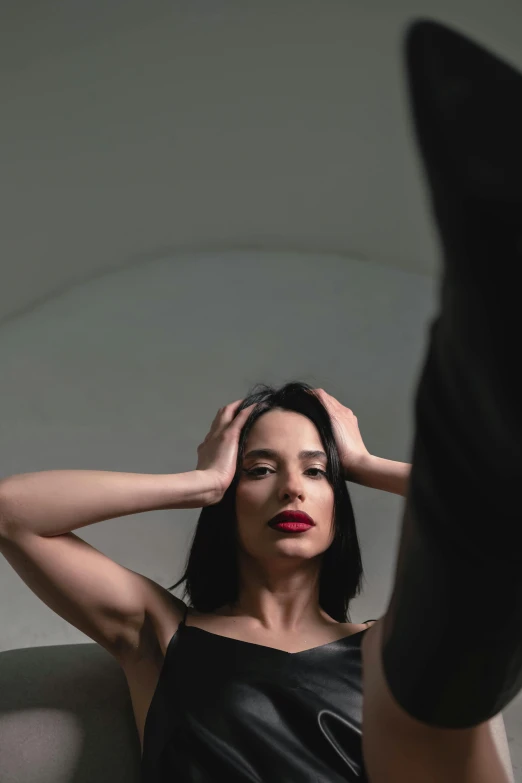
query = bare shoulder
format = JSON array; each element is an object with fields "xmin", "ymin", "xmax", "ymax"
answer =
[
  {"xmin": 360, "ymin": 618, "xmax": 511, "ymax": 782},
  {"xmin": 119, "ymin": 575, "xmax": 186, "ymax": 662},
  {"xmin": 116, "ymin": 579, "xmax": 187, "ymax": 751}
]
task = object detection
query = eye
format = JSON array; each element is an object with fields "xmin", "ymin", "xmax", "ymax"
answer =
[
  {"xmin": 245, "ymin": 467, "xmax": 271, "ymax": 477},
  {"xmin": 305, "ymin": 468, "xmax": 328, "ymax": 478},
  {"xmin": 244, "ymin": 467, "xmax": 327, "ymax": 478}
]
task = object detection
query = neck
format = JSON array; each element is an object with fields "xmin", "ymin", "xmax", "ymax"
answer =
[{"xmin": 228, "ymin": 555, "xmax": 330, "ymax": 632}]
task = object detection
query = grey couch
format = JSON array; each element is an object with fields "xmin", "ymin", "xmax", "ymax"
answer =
[{"xmin": 0, "ymin": 644, "xmax": 141, "ymax": 783}]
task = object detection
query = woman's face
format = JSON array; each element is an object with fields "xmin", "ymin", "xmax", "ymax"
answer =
[{"xmin": 235, "ymin": 408, "xmax": 335, "ymax": 563}]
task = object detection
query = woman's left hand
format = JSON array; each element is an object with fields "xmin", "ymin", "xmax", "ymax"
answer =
[{"xmin": 312, "ymin": 388, "xmax": 372, "ymax": 480}]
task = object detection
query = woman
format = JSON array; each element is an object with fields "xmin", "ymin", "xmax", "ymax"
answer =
[
  {"xmin": 0, "ymin": 382, "xmax": 406, "ymax": 782},
  {"xmin": 154, "ymin": 380, "xmax": 405, "ymax": 780}
]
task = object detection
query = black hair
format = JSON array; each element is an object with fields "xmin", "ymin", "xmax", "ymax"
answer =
[{"xmin": 167, "ymin": 381, "xmax": 365, "ymax": 622}]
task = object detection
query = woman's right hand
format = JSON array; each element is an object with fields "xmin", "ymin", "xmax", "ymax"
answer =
[{"xmin": 196, "ymin": 399, "xmax": 256, "ymax": 503}]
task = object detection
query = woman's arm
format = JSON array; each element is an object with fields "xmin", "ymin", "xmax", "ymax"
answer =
[
  {"xmin": 348, "ymin": 455, "xmax": 411, "ymax": 497},
  {"xmin": 308, "ymin": 390, "xmax": 411, "ymax": 498},
  {"xmin": 0, "ymin": 469, "xmax": 221, "ymax": 538}
]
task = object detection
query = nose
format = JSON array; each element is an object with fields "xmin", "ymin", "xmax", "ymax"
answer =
[{"xmin": 278, "ymin": 470, "xmax": 306, "ymax": 502}]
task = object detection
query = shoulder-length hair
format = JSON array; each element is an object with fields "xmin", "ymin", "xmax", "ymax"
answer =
[{"xmin": 168, "ymin": 381, "xmax": 365, "ymax": 622}]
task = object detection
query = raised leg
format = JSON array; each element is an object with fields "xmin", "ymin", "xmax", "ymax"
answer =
[{"xmin": 381, "ymin": 18, "xmax": 522, "ymax": 729}]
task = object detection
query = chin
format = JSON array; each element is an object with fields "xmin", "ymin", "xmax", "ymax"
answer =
[{"xmin": 271, "ymin": 540, "xmax": 321, "ymax": 556}]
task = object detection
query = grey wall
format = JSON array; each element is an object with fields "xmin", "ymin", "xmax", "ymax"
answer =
[
  {"xmin": 2, "ymin": 0, "xmax": 522, "ymax": 327},
  {"xmin": 1, "ymin": 0, "xmax": 520, "ymax": 777}
]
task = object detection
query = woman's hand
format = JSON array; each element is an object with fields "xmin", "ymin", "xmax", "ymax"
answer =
[
  {"xmin": 196, "ymin": 399, "xmax": 256, "ymax": 502},
  {"xmin": 312, "ymin": 388, "xmax": 372, "ymax": 481}
]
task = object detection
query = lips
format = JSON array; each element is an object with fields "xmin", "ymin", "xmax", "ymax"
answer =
[{"xmin": 268, "ymin": 511, "xmax": 315, "ymax": 528}]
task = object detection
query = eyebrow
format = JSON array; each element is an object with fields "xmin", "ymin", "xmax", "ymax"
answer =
[{"xmin": 244, "ymin": 449, "xmax": 327, "ymax": 461}]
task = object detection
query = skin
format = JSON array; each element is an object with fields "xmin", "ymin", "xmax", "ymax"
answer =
[{"xmin": 221, "ymin": 408, "xmax": 339, "ymax": 634}]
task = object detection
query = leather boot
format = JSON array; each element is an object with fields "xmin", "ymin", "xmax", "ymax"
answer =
[{"xmin": 381, "ymin": 18, "xmax": 522, "ymax": 728}]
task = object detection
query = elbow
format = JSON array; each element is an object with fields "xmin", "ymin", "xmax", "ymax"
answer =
[{"xmin": 0, "ymin": 479, "xmax": 19, "ymax": 537}]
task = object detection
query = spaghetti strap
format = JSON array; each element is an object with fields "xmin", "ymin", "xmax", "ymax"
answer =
[{"xmin": 182, "ymin": 603, "xmax": 190, "ymax": 626}]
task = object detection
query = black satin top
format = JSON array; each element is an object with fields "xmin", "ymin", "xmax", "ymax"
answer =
[{"xmin": 141, "ymin": 605, "xmax": 376, "ymax": 782}]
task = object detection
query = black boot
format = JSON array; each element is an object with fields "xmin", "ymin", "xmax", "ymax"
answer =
[{"xmin": 381, "ymin": 18, "xmax": 522, "ymax": 728}]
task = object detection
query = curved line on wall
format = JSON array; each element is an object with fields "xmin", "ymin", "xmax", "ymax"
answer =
[{"xmin": 0, "ymin": 241, "xmax": 374, "ymax": 334}]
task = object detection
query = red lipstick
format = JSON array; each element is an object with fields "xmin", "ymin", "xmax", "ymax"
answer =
[{"xmin": 268, "ymin": 510, "xmax": 315, "ymax": 533}]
